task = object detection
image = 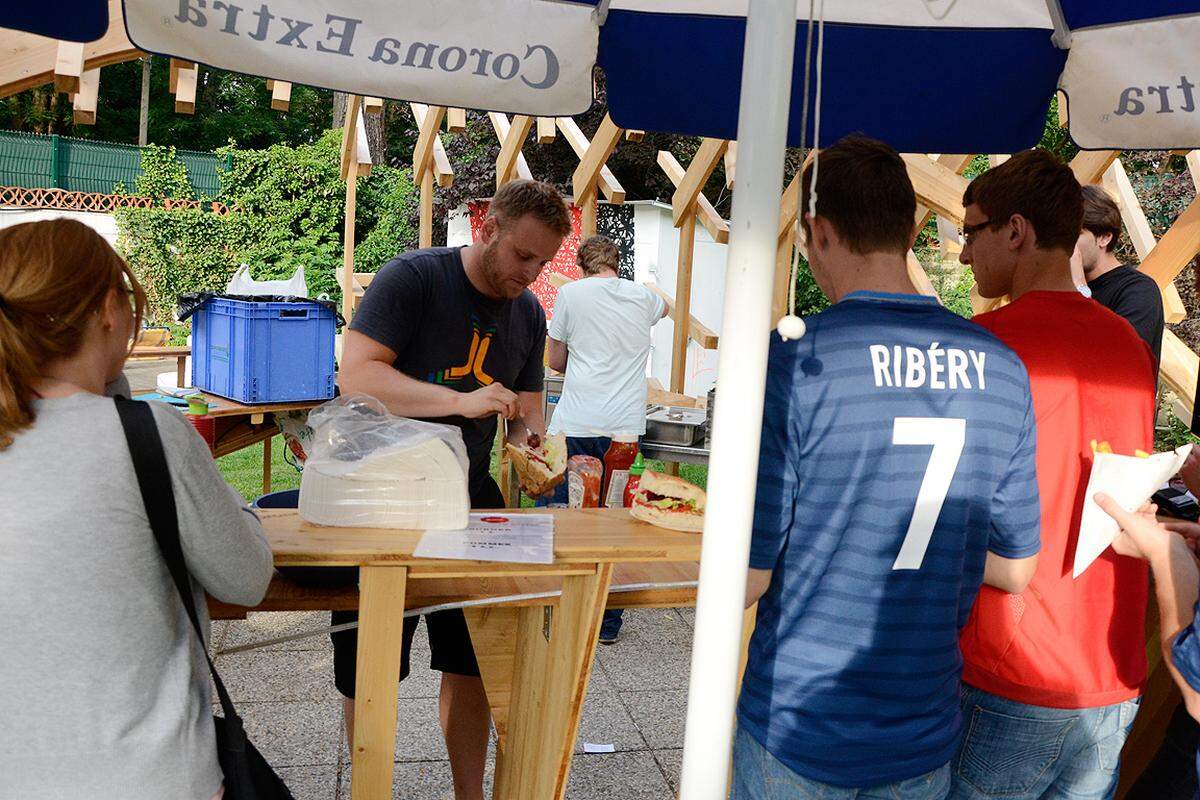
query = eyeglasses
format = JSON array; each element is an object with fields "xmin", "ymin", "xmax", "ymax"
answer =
[{"xmin": 959, "ymin": 219, "xmax": 993, "ymax": 244}]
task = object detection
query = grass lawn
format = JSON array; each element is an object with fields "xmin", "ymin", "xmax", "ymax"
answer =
[{"xmin": 217, "ymin": 435, "xmax": 302, "ymax": 503}]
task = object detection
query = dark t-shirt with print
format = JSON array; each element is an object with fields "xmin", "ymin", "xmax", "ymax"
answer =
[{"xmin": 350, "ymin": 247, "xmax": 546, "ymax": 493}]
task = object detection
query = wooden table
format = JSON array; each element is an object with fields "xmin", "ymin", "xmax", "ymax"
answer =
[
  {"xmin": 128, "ymin": 345, "xmax": 191, "ymax": 388},
  {"xmin": 254, "ymin": 508, "xmax": 702, "ymax": 800},
  {"xmin": 199, "ymin": 394, "xmax": 323, "ymax": 494}
]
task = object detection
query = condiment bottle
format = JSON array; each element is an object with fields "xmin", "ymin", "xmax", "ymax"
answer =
[
  {"xmin": 622, "ymin": 452, "xmax": 646, "ymax": 508},
  {"xmin": 601, "ymin": 435, "xmax": 639, "ymax": 508}
]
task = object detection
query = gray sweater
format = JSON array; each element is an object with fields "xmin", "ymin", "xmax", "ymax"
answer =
[{"xmin": 0, "ymin": 390, "xmax": 274, "ymax": 799}]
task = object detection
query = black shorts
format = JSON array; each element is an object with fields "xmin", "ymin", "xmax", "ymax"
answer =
[{"xmin": 330, "ymin": 477, "xmax": 505, "ymax": 698}]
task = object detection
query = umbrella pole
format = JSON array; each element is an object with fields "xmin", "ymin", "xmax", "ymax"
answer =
[{"xmin": 678, "ymin": 1, "xmax": 796, "ymax": 798}]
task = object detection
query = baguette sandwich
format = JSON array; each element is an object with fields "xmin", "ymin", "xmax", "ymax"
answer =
[
  {"xmin": 505, "ymin": 432, "xmax": 567, "ymax": 497},
  {"xmin": 629, "ymin": 470, "xmax": 706, "ymax": 532}
]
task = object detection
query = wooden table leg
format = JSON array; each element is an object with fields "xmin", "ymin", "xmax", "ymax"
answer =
[
  {"xmin": 262, "ymin": 436, "xmax": 272, "ymax": 495},
  {"xmin": 176, "ymin": 355, "xmax": 187, "ymax": 388},
  {"xmin": 350, "ymin": 566, "xmax": 408, "ymax": 800},
  {"xmin": 492, "ymin": 564, "xmax": 613, "ymax": 800}
]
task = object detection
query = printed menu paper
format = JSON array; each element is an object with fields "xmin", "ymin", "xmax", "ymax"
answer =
[{"xmin": 414, "ymin": 513, "xmax": 555, "ymax": 565}]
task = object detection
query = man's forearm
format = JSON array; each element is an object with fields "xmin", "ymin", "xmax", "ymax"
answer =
[
  {"xmin": 1152, "ymin": 536, "xmax": 1200, "ymax": 651},
  {"xmin": 340, "ymin": 360, "xmax": 463, "ymax": 418}
]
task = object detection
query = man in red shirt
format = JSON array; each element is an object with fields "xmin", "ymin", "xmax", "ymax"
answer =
[{"xmin": 949, "ymin": 150, "xmax": 1158, "ymax": 800}]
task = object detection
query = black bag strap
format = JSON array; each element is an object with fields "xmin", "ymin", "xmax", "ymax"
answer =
[{"xmin": 114, "ymin": 398, "xmax": 242, "ymax": 727}]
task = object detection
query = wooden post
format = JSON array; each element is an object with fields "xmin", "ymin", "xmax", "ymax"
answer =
[
  {"xmin": 724, "ymin": 142, "xmax": 737, "ymax": 189},
  {"xmin": 54, "ymin": 41, "xmax": 85, "ymax": 94},
  {"xmin": 269, "ymin": 80, "xmax": 292, "ymax": 112},
  {"xmin": 536, "ymin": 117, "xmax": 556, "ymax": 143},
  {"xmin": 447, "ymin": 107, "xmax": 467, "ymax": 133},
  {"xmin": 670, "ymin": 214, "xmax": 697, "ymax": 395},
  {"xmin": 174, "ymin": 63, "xmax": 198, "ymax": 115},
  {"xmin": 420, "ymin": 167, "xmax": 434, "ymax": 248},
  {"xmin": 581, "ymin": 197, "xmax": 597, "ymax": 238},
  {"xmin": 410, "ymin": 104, "xmax": 455, "ymax": 188},
  {"xmin": 1070, "ymin": 150, "xmax": 1120, "ymax": 185},
  {"xmin": 557, "ymin": 117, "xmax": 626, "ymax": 204},
  {"xmin": 72, "ymin": 68, "xmax": 99, "ymax": 125},
  {"xmin": 262, "ymin": 436, "xmax": 272, "ymax": 495},
  {"xmin": 350, "ymin": 566, "xmax": 409, "ymax": 800},
  {"xmin": 363, "ymin": 96, "xmax": 383, "ymax": 114},
  {"xmin": 340, "ymin": 96, "xmax": 362, "ymax": 326}
]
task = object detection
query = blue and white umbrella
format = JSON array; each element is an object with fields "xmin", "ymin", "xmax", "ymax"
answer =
[{"xmin": 3, "ymin": 3, "xmax": 1197, "ymax": 799}]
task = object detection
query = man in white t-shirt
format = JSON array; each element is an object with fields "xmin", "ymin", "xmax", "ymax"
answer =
[{"xmin": 545, "ymin": 234, "xmax": 668, "ymax": 642}]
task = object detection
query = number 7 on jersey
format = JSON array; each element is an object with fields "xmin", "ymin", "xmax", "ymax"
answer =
[{"xmin": 891, "ymin": 417, "xmax": 966, "ymax": 570}]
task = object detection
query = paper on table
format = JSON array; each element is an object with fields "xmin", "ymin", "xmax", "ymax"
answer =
[
  {"xmin": 413, "ymin": 513, "xmax": 555, "ymax": 565},
  {"xmin": 1073, "ymin": 444, "xmax": 1192, "ymax": 578}
]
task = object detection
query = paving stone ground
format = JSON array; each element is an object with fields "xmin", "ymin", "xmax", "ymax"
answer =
[{"xmin": 212, "ymin": 607, "xmax": 693, "ymax": 800}]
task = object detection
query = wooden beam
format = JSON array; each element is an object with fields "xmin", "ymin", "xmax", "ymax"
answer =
[
  {"xmin": 339, "ymin": 95, "xmax": 362, "ymax": 181},
  {"xmin": 772, "ymin": 223, "xmax": 796, "ymax": 324},
  {"xmin": 54, "ymin": 41, "xmax": 85, "ymax": 94},
  {"xmin": 363, "ymin": 96, "xmax": 383, "ymax": 114},
  {"xmin": 487, "ymin": 113, "xmax": 533, "ymax": 182},
  {"xmin": 174, "ymin": 62, "xmax": 197, "ymax": 115},
  {"xmin": 779, "ymin": 171, "xmax": 802, "ymax": 241},
  {"xmin": 413, "ymin": 105, "xmax": 448, "ymax": 185},
  {"xmin": 1141, "ymin": 194, "xmax": 1200, "ymax": 289},
  {"xmin": 657, "ymin": 150, "xmax": 728, "ymax": 245},
  {"xmin": 571, "ymin": 114, "xmax": 623, "ymax": 206},
  {"xmin": 724, "ymin": 142, "xmax": 737, "ymax": 189},
  {"xmin": 341, "ymin": 134, "xmax": 358, "ymax": 325},
  {"xmin": 1160, "ymin": 330, "xmax": 1199, "ymax": 420},
  {"xmin": 906, "ymin": 251, "xmax": 939, "ymax": 298},
  {"xmin": 496, "ymin": 114, "xmax": 534, "ymax": 189},
  {"xmin": 1103, "ymin": 160, "xmax": 1156, "ymax": 260},
  {"xmin": 625, "ymin": 130, "xmax": 645, "ymax": 142},
  {"xmin": 902, "ymin": 154, "xmax": 969, "ymax": 224},
  {"xmin": 915, "ymin": 154, "xmax": 973, "ymax": 229},
  {"xmin": 671, "ymin": 138, "xmax": 728, "ymax": 226},
  {"xmin": 988, "ymin": 154, "xmax": 1011, "ymax": 167},
  {"xmin": 670, "ymin": 214, "xmax": 698, "ymax": 394},
  {"xmin": 355, "ymin": 105, "xmax": 372, "ymax": 177},
  {"xmin": 419, "ymin": 168, "xmax": 434, "ymax": 248},
  {"xmin": 582, "ymin": 196, "xmax": 597, "ymax": 238},
  {"xmin": 556, "ymin": 117, "xmax": 625, "ymax": 204},
  {"xmin": 645, "ymin": 285, "xmax": 718, "ymax": 350},
  {"xmin": 447, "ymin": 107, "xmax": 467, "ymax": 133},
  {"xmin": 168, "ymin": 58, "xmax": 194, "ymax": 94},
  {"xmin": 270, "ymin": 80, "xmax": 291, "ymax": 112},
  {"xmin": 1187, "ymin": 151, "xmax": 1200, "ymax": 195},
  {"xmin": 410, "ymin": 103, "xmax": 454, "ymax": 188},
  {"xmin": 1057, "ymin": 91, "xmax": 1069, "ymax": 128},
  {"xmin": 1070, "ymin": 150, "xmax": 1120, "ymax": 185},
  {"xmin": 71, "ymin": 67, "xmax": 99, "ymax": 125},
  {"xmin": 536, "ymin": 117, "xmax": 556, "ymax": 143}
]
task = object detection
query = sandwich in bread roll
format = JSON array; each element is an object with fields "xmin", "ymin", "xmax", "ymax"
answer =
[
  {"xmin": 629, "ymin": 470, "xmax": 706, "ymax": 532},
  {"xmin": 505, "ymin": 432, "xmax": 567, "ymax": 497}
]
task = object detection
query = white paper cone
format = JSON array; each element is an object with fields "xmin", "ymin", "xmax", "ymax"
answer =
[{"xmin": 1073, "ymin": 444, "xmax": 1192, "ymax": 578}]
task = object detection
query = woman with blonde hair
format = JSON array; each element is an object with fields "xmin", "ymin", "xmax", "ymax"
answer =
[{"xmin": 0, "ymin": 219, "xmax": 273, "ymax": 799}]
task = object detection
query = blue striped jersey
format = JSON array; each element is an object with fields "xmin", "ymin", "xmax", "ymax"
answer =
[{"xmin": 737, "ymin": 291, "xmax": 1040, "ymax": 788}]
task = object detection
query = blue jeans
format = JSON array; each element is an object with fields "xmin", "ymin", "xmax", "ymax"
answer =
[
  {"xmin": 731, "ymin": 725, "xmax": 951, "ymax": 800},
  {"xmin": 949, "ymin": 684, "xmax": 1141, "ymax": 800},
  {"xmin": 536, "ymin": 436, "xmax": 624, "ymax": 634}
]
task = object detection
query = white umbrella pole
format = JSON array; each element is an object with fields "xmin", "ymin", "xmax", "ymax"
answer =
[{"xmin": 678, "ymin": 1, "xmax": 796, "ymax": 798}]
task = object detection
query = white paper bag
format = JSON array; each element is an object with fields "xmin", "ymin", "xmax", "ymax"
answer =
[
  {"xmin": 226, "ymin": 264, "xmax": 307, "ymax": 297},
  {"xmin": 1073, "ymin": 444, "xmax": 1192, "ymax": 577}
]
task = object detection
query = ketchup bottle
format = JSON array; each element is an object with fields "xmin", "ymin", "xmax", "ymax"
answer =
[
  {"xmin": 622, "ymin": 452, "xmax": 646, "ymax": 508},
  {"xmin": 601, "ymin": 435, "xmax": 639, "ymax": 508}
]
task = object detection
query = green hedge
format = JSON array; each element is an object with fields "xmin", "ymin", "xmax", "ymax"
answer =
[{"xmin": 115, "ymin": 131, "xmax": 418, "ymax": 324}]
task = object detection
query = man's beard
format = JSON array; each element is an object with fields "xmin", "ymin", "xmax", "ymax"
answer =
[{"xmin": 478, "ymin": 240, "xmax": 508, "ymax": 299}]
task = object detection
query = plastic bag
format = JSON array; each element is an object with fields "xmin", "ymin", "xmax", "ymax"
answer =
[
  {"xmin": 227, "ymin": 264, "xmax": 308, "ymax": 297},
  {"xmin": 298, "ymin": 395, "xmax": 470, "ymax": 529}
]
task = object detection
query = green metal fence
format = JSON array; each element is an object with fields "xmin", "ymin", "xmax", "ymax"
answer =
[{"xmin": 0, "ymin": 131, "xmax": 225, "ymax": 198}]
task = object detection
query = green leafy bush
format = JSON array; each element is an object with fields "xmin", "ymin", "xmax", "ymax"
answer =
[{"xmin": 115, "ymin": 130, "xmax": 418, "ymax": 323}]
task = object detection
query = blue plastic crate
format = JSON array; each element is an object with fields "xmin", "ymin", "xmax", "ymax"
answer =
[{"xmin": 191, "ymin": 298, "xmax": 336, "ymax": 404}]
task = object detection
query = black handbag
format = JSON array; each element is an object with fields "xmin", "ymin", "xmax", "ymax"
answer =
[{"xmin": 115, "ymin": 398, "xmax": 294, "ymax": 800}]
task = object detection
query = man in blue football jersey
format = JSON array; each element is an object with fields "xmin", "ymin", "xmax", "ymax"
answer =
[{"xmin": 733, "ymin": 135, "xmax": 1041, "ymax": 800}]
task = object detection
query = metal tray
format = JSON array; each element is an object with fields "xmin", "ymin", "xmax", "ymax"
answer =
[{"xmin": 644, "ymin": 405, "xmax": 707, "ymax": 446}]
